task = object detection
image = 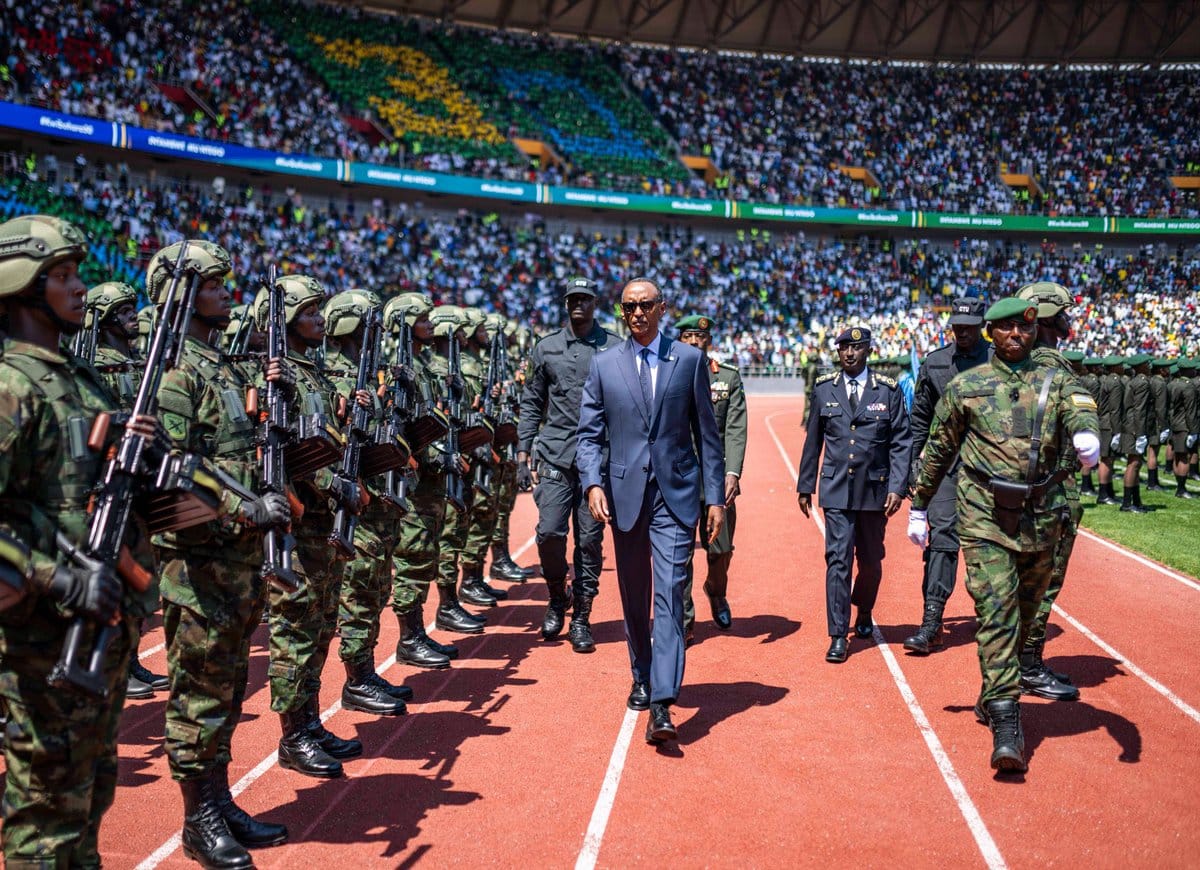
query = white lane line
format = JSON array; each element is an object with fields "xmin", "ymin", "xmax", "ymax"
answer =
[
  {"xmin": 1075, "ymin": 528, "xmax": 1200, "ymax": 593},
  {"xmin": 575, "ymin": 708, "xmax": 640, "ymax": 870},
  {"xmin": 1053, "ymin": 605, "xmax": 1200, "ymax": 726},
  {"xmin": 138, "ymin": 642, "xmax": 165, "ymax": 660},
  {"xmin": 137, "ymin": 535, "xmax": 537, "ymax": 869},
  {"xmin": 765, "ymin": 409, "xmax": 1007, "ymax": 870}
]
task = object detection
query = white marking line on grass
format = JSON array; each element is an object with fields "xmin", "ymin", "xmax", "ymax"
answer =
[
  {"xmin": 138, "ymin": 535, "xmax": 537, "ymax": 869},
  {"xmin": 765, "ymin": 410, "xmax": 1007, "ymax": 870},
  {"xmin": 1075, "ymin": 528, "xmax": 1200, "ymax": 593},
  {"xmin": 1053, "ymin": 605, "xmax": 1200, "ymax": 726},
  {"xmin": 575, "ymin": 708, "xmax": 640, "ymax": 870}
]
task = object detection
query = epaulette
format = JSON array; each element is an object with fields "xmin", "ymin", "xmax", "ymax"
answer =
[
  {"xmin": 874, "ymin": 374, "xmax": 898, "ymax": 388},
  {"xmin": 717, "ymin": 361, "xmax": 739, "ymax": 373},
  {"xmin": 815, "ymin": 372, "xmax": 838, "ymax": 385}
]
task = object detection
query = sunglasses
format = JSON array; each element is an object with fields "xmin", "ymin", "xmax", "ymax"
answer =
[{"xmin": 621, "ymin": 300, "xmax": 660, "ymax": 314}]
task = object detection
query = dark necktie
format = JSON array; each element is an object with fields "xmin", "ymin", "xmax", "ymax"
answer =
[
  {"xmin": 639, "ymin": 347, "xmax": 653, "ymax": 412},
  {"xmin": 848, "ymin": 378, "xmax": 860, "ymax": 413}
]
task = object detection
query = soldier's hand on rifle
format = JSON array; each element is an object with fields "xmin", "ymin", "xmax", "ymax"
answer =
[
  {"xmin": 47, "ymin": 552, "xmax": 121, "ymax": 623},
  {"xmin": 354, "ymin": 389, "xmax": 373, "ymax": 408},
  {"xmin": 489, "ymin": 383, "xmax": 502, "ymax": 399},
  {"xmin": 264, "ymin": 357, "xmax": 296, "ymax": 394},
  {"xmin": 239, "ymin": 492, "xmax": 291, "ymax": 529},
  {"xmin": 331, "ymin": 474, "xmax": 363, "ymax": 514}
]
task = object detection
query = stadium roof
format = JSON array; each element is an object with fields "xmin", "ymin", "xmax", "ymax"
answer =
[{"xmin": 355, "ymin": 0, "xmax": 1200, "ymax": 64}]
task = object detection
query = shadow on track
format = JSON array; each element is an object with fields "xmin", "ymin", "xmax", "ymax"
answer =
[{"xmin": 674, "ymin": 680, "xmax": 790, "ymax": 746}]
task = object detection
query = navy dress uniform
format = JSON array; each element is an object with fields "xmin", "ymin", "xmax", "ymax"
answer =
[{"xmin": 797, "ymin": 328, "xmax": 912, "ymax": 661}]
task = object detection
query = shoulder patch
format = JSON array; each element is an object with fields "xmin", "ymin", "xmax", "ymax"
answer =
[
  {"xmin": 874, "ymin": 374, "xmax": 897, "ymax": 388},
  {"xmin": 815, "ymin": 372, "xmax": 838, "ymax": 384},
  {"xmin": 1071, "ymin": 394, "xmax": 1098, "ymax": 409}
]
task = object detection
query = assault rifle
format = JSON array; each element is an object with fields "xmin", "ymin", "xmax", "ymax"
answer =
[
  {"xmin": 73, "ymin": 301, "xmax": 100, "ymax": 364},
  {"xmin": 50, "ymin": 242, "xmax": 202, "ymax": 697}
]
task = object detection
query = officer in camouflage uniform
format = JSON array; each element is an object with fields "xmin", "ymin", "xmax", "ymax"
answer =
[
  {"xmin": 322, "ymin": 289, "xmax": 410, "ymax": 717},
  {"xmin": 268, "ymin": 274, "xmax": 366, "ymax": 779},
  {"xmin": 1169, "ymin": 359, "xmax": 1199, "ymax": 498},
  {"xmin": 675, "ymin": 315, "xmax": 747, "ymax": 641},
  {"xmin": 485, "ymin": 312, "xmax": 530, "ymax": 584},
  {"xmin": 428, "ymin": 305, "xmax": 490, "ymax": 636},
  {"xmin": 1078, "ymin": 358, "xmax": 1104, "ymax": 496},
  {"xmin": 0, "ymin": 215, "xmax": 158, "ymax": 868},
  {"xmin": 83, "ymin": 281, "xmax": 172, "ymax": 700},
  {"xmin": 1013, "ymin": 282, "xmax": 1084, "ymax": 701},
  {"xmin": 150, "ymin": 240, "xmax": 295, "ymax": 867},
  {"xmin": 909, "ymin": 297, "xmax": 1100, "ymax": 774},
  {"xmin": 385, "ymin": 293, "xmax": 465, "ymax": 668},
  {"xmin": 1119, "ymin": 353, "xmax": 1155, "ymax": 513}
]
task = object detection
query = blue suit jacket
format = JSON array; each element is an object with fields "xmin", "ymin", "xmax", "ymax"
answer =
[
  {"xmin": 796, "ymin": 368, "xmax": 912, "ymax": 511},
  {"xmin": 577, "ymin": 335, "xmax": 725, "ymax": 532}
]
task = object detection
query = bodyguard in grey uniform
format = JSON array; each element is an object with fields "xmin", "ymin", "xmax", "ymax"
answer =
[
  {"xmin": 797, "ymin": 327, "xmax": 911, "ymax": 663},
  {"xmin": 902, "ymin": 297, "xmax": 990, "ymax": 654},
  {"xmin": 517, "ymin": 277, "xmax": 618, "ymax": 652}
]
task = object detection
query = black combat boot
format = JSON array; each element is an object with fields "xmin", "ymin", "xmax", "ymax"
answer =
[
  {"xmin": 1096, "ymin": 482, "xmax": 1119, "ymax": 505},
  {"xmin": 489, "ymin": 543, "xmax": 529, "ymax": 581},
  {"xmin": 477, "ymin": 573, "xmax": 509, "ymax": 601},
  {"xmin": 984, "ymin": 698, "xmax": 1027, "ymax": 773},
  {"xmin": 1176, "ymin": 475, "xmax": 1195, "ymax": 499},
  {"xmin": 212, "ymin": 763, "xmax": 288, "ymax": 849},
  {"xmin": 366, "ymin": 671, "xmax": 414, "ymax": 702},
  {"xmin": 127, "ymin": 664, "xmax": 156, "ymax": 699},
  {"xmin": 902, "ymin": 600, "xmax": 945, "ymax": 654},
  {"xmin": 541, "ymin": 579, "xmax": 569, "ymax": 640},
  {"xmin": 277, "ymin": 710, "xmax": 343, "ymax": 778},
  {"xmin": 180, "ymin": 777, "xmax": 253, "ymax": 869},
  {"xmin": 436, "ymin": 584, "xmax": 486, "ymax": 634},
  {"xmin": 459, "ymin": 567, "xmax": 499, "ymax": 608},
  {"xmin": 1120, "ymin": 486, "xmax": 1149, "ymax": 513},
  {"xmin": 1019, "ymin": 646, "xmax": 1078, "ymax": 701},
  {"xmin": 130, "ymin": 658, "xmax": 168, "ymax": 693},
  {"xmin": 305, "ymin": 697, "xmax": 363, "ymax": 759},
  {"xmin": 1146, "ymin": 467, "xmax": 1164, "ymax": 491},
  {"xmin": 1079, "ymin": 473, "xmax": 1097, "ymax": 497},
  {"xmin": 1023, "ymin": 639, "xmax": 1072, "ymax": 684},
  {"xmin": 568, "ymin": 594, "xmax": 596, "ymax": 653},
  {"xmin": 342, "ymin": 660, "xmax": 407, "ymax": 716},
  {"xmin": 397, "ymin": 606, "xmax": 451, "ymax": 669}
]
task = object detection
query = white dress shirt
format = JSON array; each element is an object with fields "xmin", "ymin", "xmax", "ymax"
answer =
[
  {"xmin": 845, "ymin": 368, "xmax": 869, "ymax": 404},
  {"xmin": 634, "ymin": 336, "xmax": 661, "ymax": 398}
]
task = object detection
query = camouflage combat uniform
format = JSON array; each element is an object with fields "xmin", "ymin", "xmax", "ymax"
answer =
[
  {"xmin": 911, "ymin": 354, "xmax": 1098, "ymax": 704},
  {"xmin": 461, "ymin": 343, "xmax": 502, "ymax": 578}
]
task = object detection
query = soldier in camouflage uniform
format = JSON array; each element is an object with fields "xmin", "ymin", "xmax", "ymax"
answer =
[
  {"xmin": 675, "ymin": 315, "xmax": 747, "ymax": 641},
  {"xmin": 268, "ymin": 275, "xmax": 367, "ymax": 779},
  {"xmin": 428, "ymin": 305, "xmax": 491, "ymax": 635},
  {"xmin": 385, "ymin": 293, "xmax": 466, "ymax": 668},
  {"xmin": 0, "ymin": 215, "xmax": 159, "ymax": 867},
  {"xmin": 909, "ymin": 297, "xmax": 1100, "ymax": 774},
  {"xmin": 322, "ymin": 290, "xmax": 411, "ymax": 716},
  {"xmin": 1013, "ymin": 282, "xmax": 1084, "ymax": 701},
  {"xmin": 83, "ymin": 281, "xmax": 172, "ymax": 700},
  {"xmin": 485, "ymin": 313, "xmax": 531, "ymax": 584},
  {"xmin": 150, "ymin": 241, "xmax": 295, "ymax": 867},
  {"xmin": 460, "ymin": 307, "xmax": 509, "ymax": 607}
]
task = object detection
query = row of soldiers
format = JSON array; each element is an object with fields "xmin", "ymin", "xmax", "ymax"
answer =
[
  {"xmin": 0, "ymin": 215, "xmax": 534, "ymax": 869},
  {"xmin": 1070, "ymin": 353, "xmax": 1200, "ymax": 508}
]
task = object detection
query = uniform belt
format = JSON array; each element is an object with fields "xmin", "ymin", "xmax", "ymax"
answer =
[{"xmin": 963, "ymin": 466, "xmax": 1072, "ymax": 502}]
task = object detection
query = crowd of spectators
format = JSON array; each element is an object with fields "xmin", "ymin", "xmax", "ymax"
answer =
[
  {"xmin": 7, "ymin": 153, "xmax": 1199, "ymax": 370},
  {"xmin": 4, "ymin": 0, "xmax": 1198, "ymax": 217}
]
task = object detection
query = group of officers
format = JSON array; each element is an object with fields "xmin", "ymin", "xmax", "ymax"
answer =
[{"xmin": 0, "ymin": 215, "xmax": 750, "ymax": 870}]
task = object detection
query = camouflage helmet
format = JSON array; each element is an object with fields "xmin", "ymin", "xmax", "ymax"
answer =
[
  {"xmin": 429, "ymin": 304, "xmax": 466, "ymax": 339},
  {"xmin": 383, "ymin": 292, "xmax": 433, "ymax": 332},
  {"xmin": 251, "ymin": 288, "xmax": 269, "ymax": 331},
  {"xmin": 276, "ymin": 274, "xmax": 326, "ymax": 325},
  {"xmin": 85, "ymin": 281, "xmax": 139, "ymax": 329},
  {"xmin": 146, "ymin": 240, "xmax": 231, "ymax": 305},
  {"xmin": 0, "ymin": 215, "xmax": 88, "ymax": 298},
  {"xmin": 223, "ymin": 304, "xmax": 250, "ymax": 338},
  {"xmin": 484, "ymin": 312, "xmax": 507, "ymax": 338},
  {"xmin": 137, "ymin": 305, "xmax": 157, "ymax": 338},
  {"xmin": 323, "ymin": 290, "xmax": 377, "ymax": 338},
  {"xmin": 347, "ymin": 287, "xmax": 382, "ymax": 309},
  {"xmin": 1016, "ymin": 281, "xmax": 1074, "ymax": 318},
  {"xmin": 462, "ymin": 307, "xmax": 487, "ymax": 330}
]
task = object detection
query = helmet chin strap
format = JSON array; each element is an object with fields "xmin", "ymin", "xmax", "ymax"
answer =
[{"xmin": 14, "ymin": 280, "xmax": 83, "ymax": 336}]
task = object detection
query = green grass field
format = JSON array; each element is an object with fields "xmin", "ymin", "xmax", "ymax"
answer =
[{"xmin": 1078, "ymin": 468, "xmax": 1200, "ymax": 579}]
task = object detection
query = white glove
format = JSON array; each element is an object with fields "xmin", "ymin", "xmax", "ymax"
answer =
[
  {"xmin": 1188, "ymin": 433, "xmax": 1198, "ymax": 449},
  {"xmin": 1110, "ymin": 434, "xmax": 1121, "ymax": 451},
  {"xmin": 1073, "ymin": 432, "xmax": 1101, "ymax": 469},
  {"xmin": 907, "ymin": 509, "xmax": 929, "ymax": 548},
  {"xmin": 1135, "ymin": 435, "xmax": 1148, "ymax": 454},
  {"xmin": 1160, "ymin": 429, "xmax": 1171, "ymax": 443}
]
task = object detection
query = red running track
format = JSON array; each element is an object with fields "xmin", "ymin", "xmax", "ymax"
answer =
[{"xmin": 3, "ymin": 395, "xmax": 1198, "ymax": 867}]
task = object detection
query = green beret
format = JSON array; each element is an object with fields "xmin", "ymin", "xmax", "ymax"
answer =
[
  {"xmin": 1127, "ymin": 353, "xmax": 1154, "ymax": 366},
  {"xmin": 1151, "ymin": 357, "xmax": 1173, "ymax": 368},
  {"xmin": 983, "ymin": 297, "xmax": 1038, "ymax": 324},
  {"xmin": 1061, "ymin": 350, "xmax": 1085, "ymax": 362},
  {"xmin": 676, "ymin": 314, "xmax": 714, "ymax": 333},
  {"xmin": 1177, "ymin": 358, "xmax": 1198, "ymax": 372},
  {"xmin": 1082, "ymin": 358, "xmax": 1105, "ymax": 367}
]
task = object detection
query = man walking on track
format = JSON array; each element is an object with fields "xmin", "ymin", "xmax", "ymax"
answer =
[
  {"xmin": 796, "ymin": 327, "xmax": 911, "ymax": 664},
  {"xmin": 576, "ymin": 278, "xmax": 725, "ymax": 744}
]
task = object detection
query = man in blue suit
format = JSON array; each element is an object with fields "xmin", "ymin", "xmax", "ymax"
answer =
[
  {"xmin": 796, "ymin": 327, "xmax": 912, "ymax": 663},
  {"xmin": 577, "ymin": 279, "xmax": 726, "ymax": 743}
]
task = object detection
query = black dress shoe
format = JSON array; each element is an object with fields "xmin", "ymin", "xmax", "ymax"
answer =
[
  {"xmin": 826, "ymin": 636, "xmax": 848, "ymax": 663},
  {"xmin": 627, "ymin": 681, "xmax": 650, "ymax": 711},
  {"xmin": 854, "ymin": 611, "xmax": 873, "ymax": 639},
  {"xmin": 707, "ymin": 594, "xmax": 732, "ymax": 630},
  {"xmin": 645, "ymin": 702, "xmax": 677, "ymax": 743}
]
